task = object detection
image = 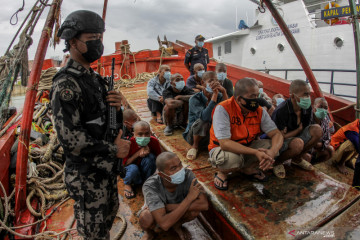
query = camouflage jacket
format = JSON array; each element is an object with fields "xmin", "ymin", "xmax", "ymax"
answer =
[{"xmin": 50, "ymin": 59, "xmax": 122, "ymax": 173}]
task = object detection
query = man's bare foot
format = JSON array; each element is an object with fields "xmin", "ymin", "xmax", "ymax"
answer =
[
  {"xmin": 173, "ymin": 224, "xmax": 191, "ymax": 240},
  {"xmin": 345, "ymin": 160, "xmax": 355, "ymax": 170},
  {"xmin": 336, "ymin": 164, "xmax": 349, "ymax": 175},
  {"xmin": 141, "ymin": 231, "xmax": 154, "ymax": 240},
  {"xmin": 302, "ymin": 153, "xmax": 312, "ymax": 162}
]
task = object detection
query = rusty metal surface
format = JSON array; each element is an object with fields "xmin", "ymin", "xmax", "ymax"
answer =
[
  {"xmin": 193, "ymin": 166, "xmax": 360, "ymax": 240},
  {"xmin": 314, "ymin": 160, "xmax": 355, "ymax": 186},
  {"xmin": 307, "ymin": 199, "xmax": 360, "ymax": 239},
  {"xmin": 120, "ymin": 83, "xmax": 360, "ymax": 240}
]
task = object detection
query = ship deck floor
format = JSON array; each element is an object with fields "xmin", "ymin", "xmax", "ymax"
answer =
[{"xmin": 42, "ymin": 83, "xmax": 360, "ymax": 240}]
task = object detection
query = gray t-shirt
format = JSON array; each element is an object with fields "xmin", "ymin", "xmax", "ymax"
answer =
[
  {"xmin": 210, "ymin": 105, "xmax": 277, "ymax": 155},
  {"xmin": 142, "ymin": 169, "xmax": 195, "ymax": 212}
]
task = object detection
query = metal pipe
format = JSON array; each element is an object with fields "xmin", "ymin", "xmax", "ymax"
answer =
[
  {"xmin": 349, "ymin": 0, "xmax": 360, "ymax": 119},
  {"xmin": 14, "ymin": 0, "xmax": 62, "ymax": 219},
  {"xmin": 97, "ymin": 0, "xmax": 109, "ymax": 73}
]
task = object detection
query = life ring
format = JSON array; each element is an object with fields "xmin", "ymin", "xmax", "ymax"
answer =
[{"xmin": 324, "ymin": 2, "xmax": 340, "ymax": 25}]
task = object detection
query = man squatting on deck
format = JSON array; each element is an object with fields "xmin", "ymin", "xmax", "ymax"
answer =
[
  {"xmin": 139, "ymin": 152, "xmax": 208, "ymax": 240},
  {"xmin": 51, "ymin": 11, "xmax": 130, "ymax": 239}
]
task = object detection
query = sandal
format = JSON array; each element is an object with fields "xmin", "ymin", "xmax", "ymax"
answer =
[
  {"xmin": 292, "ymin": 159, "xmax": 315, "ymax": 171},
  {"xmin": 245, "ymin": 170, "xmax": 269, "ymax": 182},
  {"xmin": 214, "ymin": 172, "xmax": 228, "ymax": 190},
  {"xmin": 156, "ymin": 117, "xmax": 164, "ymax": 124},
  {"xmin": 186, "ymin": 148, "xmax": 198, "ymax": 160},
  {"xmin": 124, "ymin": 189, "xmax": 136, "ymax": 199},
  {"xmin": 273, "ymin": 164, "xmax": 286, "ymax": 179}
]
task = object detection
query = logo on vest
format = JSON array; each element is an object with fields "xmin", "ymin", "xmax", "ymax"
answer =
[{"xmin": 60, "ymin": 89, "xmax": 74, "ymax": 101}]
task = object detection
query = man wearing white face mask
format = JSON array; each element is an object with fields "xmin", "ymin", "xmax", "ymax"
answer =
[
  {"xmin": 215, "ymin": 63, "xmax": 233, "ymax": 97},
  {"xmin": 139, "ymin": 152, "xmax": 208, "ymax": 240},
  {"xmin": 147, "ymin": 65, "xmax": 172, "ymax": 124},
  {"xmin": 162, "ymin": 73, "xmax": 195, "ymax": 136},
  {"xmin": 184, "ymin": 35, "xmax": 209, "ymax": 75}
]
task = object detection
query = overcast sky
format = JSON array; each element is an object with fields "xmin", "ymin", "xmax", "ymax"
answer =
[{"xmin": 0, "ymin": 0, "xmax": 257, "ymax": 60}]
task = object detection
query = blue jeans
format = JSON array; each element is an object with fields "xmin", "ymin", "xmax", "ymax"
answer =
[{"xmin": 123, "ymin": 153, "xmax": 156, "ymax": 185}]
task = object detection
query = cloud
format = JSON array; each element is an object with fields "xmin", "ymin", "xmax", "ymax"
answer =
[{"xmin": 0, "ymin": 0, "xmax": 257, "ymax": 59}]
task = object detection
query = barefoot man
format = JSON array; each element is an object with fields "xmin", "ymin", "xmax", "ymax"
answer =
[{"xmin": 139, "ymin": 152, "xmax": 208, "ymax": 240}]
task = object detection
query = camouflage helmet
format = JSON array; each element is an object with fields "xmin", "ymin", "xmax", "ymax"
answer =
[{"xmin": 57, "ymin": 10, "xmax": 105, "ymax": 40}]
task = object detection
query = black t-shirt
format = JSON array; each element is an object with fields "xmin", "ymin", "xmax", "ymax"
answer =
[
  {"xmin": 271, "ymin": 98, "xmax": 312, "ymax": 132},
  {"xmin": 162, "ymin": 86, "xmax": 195, "ymax": 100}
]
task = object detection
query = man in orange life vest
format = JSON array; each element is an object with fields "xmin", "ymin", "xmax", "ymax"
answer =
[
  {"xmin": 330, "ymin": 119, "xmax": 360, "ymax": 175},
  {"xmin": 208, "ymin": 78, "xmax": 284, "ymax": 190}
]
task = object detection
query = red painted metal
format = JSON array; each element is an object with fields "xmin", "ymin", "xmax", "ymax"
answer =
[
  {"xmin": 14, "ymin": 0, "xmax": 62, "ymax": 219},
  {"xmin": 14, "ymin": 199, "xmax": 38, "ymax": 238},
  {"xmin": 41, "ymin": 59, "xmax": 55, "ymax": 70}
]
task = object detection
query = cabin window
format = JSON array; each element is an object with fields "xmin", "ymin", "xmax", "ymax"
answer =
[
  {"xmin": 225, "ymin": 41, "xmax": 231, "ymax": 54},
  {"xmin": 250, "ymin": 47, "xmax": 256, "ymax": 55},
  {"xmin": 218, "ymin": 46, "xmax": 221, "ymax": 56},
  {"xmin": 334, "ymin": 37, "xmax": 344, "ymax": 48}
]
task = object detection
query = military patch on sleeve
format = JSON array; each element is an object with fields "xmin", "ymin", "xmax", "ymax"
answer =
[{"xmin": 60, "ymin": 89, "xmax": 74, "ymax": 101}]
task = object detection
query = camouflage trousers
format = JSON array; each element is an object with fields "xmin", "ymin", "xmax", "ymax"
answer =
[{"xmin": 65, "ymin": 165, "xmax": 119, "ymax": 240}]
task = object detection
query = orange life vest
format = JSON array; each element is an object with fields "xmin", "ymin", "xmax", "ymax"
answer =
[
  {"xmin": 208, "ymin": 97, "xmax": 263, "ymax": 151},
  {"xmin": 330, "ymin": 119, "xmax": 360, "ymax": 150}
]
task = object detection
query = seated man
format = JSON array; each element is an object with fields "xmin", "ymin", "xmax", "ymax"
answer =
[
  {"xmin": 147, "ymin": 65, "xmax": 171, "ymax": 124},
  {"xmin": 185, "ymin": 63, "xmax": 205, "ymax": 93},
  {"xmin": 215, "ymin": 63, "xmax": 234, "ymax": 97},
  {"xmin": 183, "ymin": 71, "xmax": 228, "ymax": 160},
  {"xmin": 122, "ymin": 109, "xmax": 139, "ymax": 140},
  {"xmin": 122, "ymin": 121, "xmax": 162, "ymax": 199},
  {"xmin": 330, "ymin": 119, "xmax": 360, "ymax": 175},
  {"xmin": 272, "ymin": 80, "xmax": 322, "ymax": 178},
  {"xmin": 209, "ymin": 78, "xmax": 283, "ymax": 190},
  {"xmin": 311, "ymin": 97, "xmax": 335, "ymax": 163},
  {"xmin": 257, "ymin": 80, "xmax": 272, "ymax": 105},
  {"xmin": 163, "ymin": 73, "xmax": 195, "ymax": 136},
  {"xmin": 272, "ymin": 93, "xmax": 285, "ymax": 108},
  {"xmin": 140, "ymin": 152, "xmax": 208, "ymax": 240}
]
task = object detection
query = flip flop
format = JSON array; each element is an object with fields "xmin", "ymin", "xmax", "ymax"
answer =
[
  {"xmin": 245, "ymin": 170, "xmax": 269, "ymax": 182},
  {"xmin": 292, "ymin": 159, "xmax": 315, "ymax": 171},
  {"xmin": 186, "ymin": 148, "xmax": 198, "ymax": 160},
  {"xmin": 214, "ymin": 172, "xmax": 228, "ymax": 190},
  {"xmin": 156, "ymin": 118, "xmax": 164, "ymax": 124},
  {"xmin": 273, "ymin": 164, "xmax": 286, "ymax": 179},
  {"xmin": 124, "ymin": 189, "xmax": 136, "ymax": 199}
]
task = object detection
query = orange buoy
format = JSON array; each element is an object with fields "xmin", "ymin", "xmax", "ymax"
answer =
[{"xmin": 324, "ymin": 2, "xmax": 341, "ymax": 25}]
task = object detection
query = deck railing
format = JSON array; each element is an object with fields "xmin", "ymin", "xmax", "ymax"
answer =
[{"xmin": 256, "ymin": 68, "xmax": 357, "ymax": 99}]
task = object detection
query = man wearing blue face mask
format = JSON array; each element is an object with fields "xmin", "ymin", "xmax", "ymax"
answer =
[
  {"xmin": 147, "ymin": 65, "xmax": 172, "ymax": 124},
  {"xmin": 215, "ymin": 63, "xmax": 234, "ymax": 97},
  {"xmin": 184, "ymin": 35, "xmax": 210, "ymax": 75},
  {"xmin": 272, "ymin": 80, "xmax": 322, "ymax": 178},
  {"xmin": 184, "ymin": 71, "xmax": 228, "ymax": 160},
  {"xmin": 122, "ymin": 121, "xmax": 162, "ymax": 199},
  {"xmin": 140, "ymin": 152, "xmax": 208, "ymax": 240},
  {"xmin": 185, "ymin": 63, "xmax": 205, "ymax": 93},
  {"xmin": 162, "ymin": 73, "xmax": 195, "ymax": 136}
]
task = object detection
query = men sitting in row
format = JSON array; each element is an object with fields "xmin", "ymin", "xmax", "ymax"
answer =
[
  {"xmin": 140, "ymin": 152, "xmax": 208, "ymax": 240},
  {"xmin": 163, "ymin": 73, "xmax": 195, "ymax": 136},
  {"xmin": 209, "ymin": 78, "xmax": 283, "ymax": 189},
  {"xmin": 183, "ymin": 71, "xmax": 228, "ymax": 160},
  {"xmin": 147, "ymin": 65, "xmax": 171, "ymax": 124},
  {"xmin": 271, "ymin": 80, "xmax": 322, "ymax": 178},
  {"xmin": 122, "ymin": 121, "xmax": 162, "ymax": 199}
]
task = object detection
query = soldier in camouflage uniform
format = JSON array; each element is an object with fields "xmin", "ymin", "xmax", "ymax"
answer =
[{"xmin": 50, "ymin": 10, "xmax": 130, "ymax": 239}]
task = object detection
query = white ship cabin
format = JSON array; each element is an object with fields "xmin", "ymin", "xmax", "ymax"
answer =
[{"xmin": 206, "ymin": 0, "xmax": 357, "ymax": 101}]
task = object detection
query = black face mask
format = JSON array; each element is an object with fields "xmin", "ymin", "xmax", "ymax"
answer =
[
  {"xmin": 240, "ymin": 97, "xmax": 260, "ymax": 112},
  {"xmin": 82, "ymin": 39, "xmax": 104, "ymax": 63}
]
